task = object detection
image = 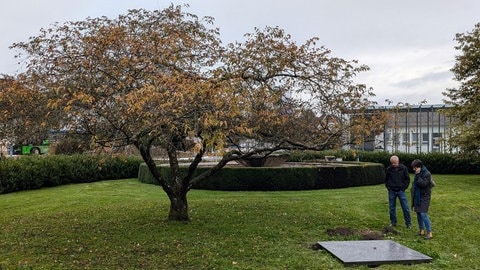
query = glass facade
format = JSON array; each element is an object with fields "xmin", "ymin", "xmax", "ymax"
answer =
[{"xmin": 361, "ymin": 104, "xmax": 457, "ymax": 154}]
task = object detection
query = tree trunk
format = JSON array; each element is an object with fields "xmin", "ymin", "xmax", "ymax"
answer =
[
  {"xmin": 136, "ymin": 141, "xmax": 190, "ymax": 221},
  {"xmin": 167, "ymin": 191, "xmax": 189, "ymax": 221}
]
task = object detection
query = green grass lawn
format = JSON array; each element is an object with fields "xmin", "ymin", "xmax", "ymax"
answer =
[{"xmin": 0, "ymin": 174, "xmax": 478, "ymax": 269}]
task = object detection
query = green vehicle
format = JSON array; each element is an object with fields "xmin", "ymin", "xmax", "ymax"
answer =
[{"xmin": 13, "ymin": 140, "xmax": 50, "ymax": 155}]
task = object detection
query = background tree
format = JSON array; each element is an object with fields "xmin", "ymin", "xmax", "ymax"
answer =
[
  {"xmin": 0, "ymin": 75, "xmax": 52, "ymax": 146},
  {"xmin": 443, "ymin": 23, "xmax": 480, "ymax": 156},
  {"xmin": 12, "ymin": 5, "xmax": 379, "ymax": 221}
]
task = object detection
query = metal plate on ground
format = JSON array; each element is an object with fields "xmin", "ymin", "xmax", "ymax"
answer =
[{"xmin": 318, "ymin": 240, "xmax": 432, "ymax": 266}]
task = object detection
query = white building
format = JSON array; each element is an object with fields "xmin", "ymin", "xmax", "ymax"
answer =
[{"xmin": 360, "ymin": 104, "xmax": 458, "ymax": 154}]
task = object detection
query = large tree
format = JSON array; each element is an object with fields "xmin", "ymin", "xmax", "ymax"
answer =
[
  {"xmin": 12, "ymin": 5, "xmax": 378, "ymax": 221},
  {"xmin": 443, "ymin": 23, "xmax": 480, "ymax": 156}
]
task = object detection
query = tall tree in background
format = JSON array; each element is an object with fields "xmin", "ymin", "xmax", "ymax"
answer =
[
  {"xmin": 12, "ymin": 5, "xmax": 379, "ymax": 221},
  {"xmin": 0, "ymin": 75, "xmax": 52, "ymax": 145},
  {"xmin": 444, "ymin": 23, "xmax": 480, "ymax": 156}
]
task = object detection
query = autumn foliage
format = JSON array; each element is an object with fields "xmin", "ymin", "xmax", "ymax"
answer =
[
  {"xmin": 10, "ymin": 5, "xmax": 381, "ymax": 220},
  {"xmin": 0, "ymin": 75, "xmax": 51, "ymax": 144},
  {"xmin": 443, "ymin": 23, "xmax": 480, "ymax": 156}
]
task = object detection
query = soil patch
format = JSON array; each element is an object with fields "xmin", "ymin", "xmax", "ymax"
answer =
[{"xmin": 325, "ymin": 226, "xmax": 399, "ymax": 240}]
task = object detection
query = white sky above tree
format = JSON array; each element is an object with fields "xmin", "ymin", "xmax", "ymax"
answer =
[{"xmin": 1, "ymin": 0, "xmax": 478, "ymax": 105}]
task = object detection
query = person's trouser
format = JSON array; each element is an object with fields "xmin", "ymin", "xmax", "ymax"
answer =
[
  {"xmin": 388, "ymin": 190, "xmax": 411, "ymax": 226},
  {"xmin": 416, "ymin": 212, "xmax": 432, "ymax": 232}
]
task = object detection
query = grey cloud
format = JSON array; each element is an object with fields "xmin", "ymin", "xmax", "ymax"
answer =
[{"xmin": 392, "ymin": 70, "xmax": 454, "ymax": 89}]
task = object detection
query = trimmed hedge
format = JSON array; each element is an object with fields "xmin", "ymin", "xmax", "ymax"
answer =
[
  {"xmin": 288, "ymin": 150, "xmax": 480, "ymax": 174},
  {"xmin": 0, "ymin": 154, "xmax": 143, "ymax": 194},
  {"xmin": 138, "ymin": 162, "xmax": 385, "ymax": 191}
]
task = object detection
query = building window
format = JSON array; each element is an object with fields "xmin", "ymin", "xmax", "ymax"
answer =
[
  {"xmin": 412, "ymin": 133, "xmax": 419, "ymax": 145},
  {"xmin": 422, "ymin": 133, "xmax": 429, "ymax": 144},
  {"xmin": 433, "ymin": 133, "xmax": 442, "ymax": 147}
]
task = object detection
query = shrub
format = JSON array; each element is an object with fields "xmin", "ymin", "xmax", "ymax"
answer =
[
  {"xmin": 138, "ymin": 162, "xmax": 385, "ymax": 191},
  {"xmin": 289, "ymin": 150, "xmax": 480, "ymax": 174},
  {"xmin": 0, "ymin": 154, "xmax": 143, "ymax": 194}
]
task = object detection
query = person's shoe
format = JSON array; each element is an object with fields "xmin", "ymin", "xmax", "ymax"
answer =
[
  {"xmin": 424, "ymin": 232, "xmax": 433, "ymax": 240},
  {"xmin": 406, "ymin": 224, "xmax": 412, "ymax": 229},
  {"xmin": 417, "ymin": 229, "xmax": 425, "ymax": 236},
  {"xmin": 389, "ymin": 223, "xmax": 396, "ymax": 227}
]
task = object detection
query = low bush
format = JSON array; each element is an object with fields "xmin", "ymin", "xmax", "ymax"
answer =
[
  {"xmin": 0, "ymin": 154, "xmax": 143, "ymax": 194},
  {"xmin": 138, "ymin": 162, "xmax": 385, "ymax": 191},
  {"xmin": 289, "ymin": 150, "xmax": 480, "ymax": 174}
]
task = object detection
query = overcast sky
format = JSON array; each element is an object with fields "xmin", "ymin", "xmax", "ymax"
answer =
[{"xmin": 1, "ymin": 0, "xmax": 478, "ymax": 105}]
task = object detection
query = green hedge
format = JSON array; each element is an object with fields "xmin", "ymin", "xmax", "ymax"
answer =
[
  {"xmin": 288, "ymin": 150, "xmax": 480, "ymax": 174},
  {"xmin": 138, "ymin": 162, "xmax": 385, "ymax": 191},
  {"xmin": 0, "ymin": 154, "xmax": 143, "ymax": 194}
]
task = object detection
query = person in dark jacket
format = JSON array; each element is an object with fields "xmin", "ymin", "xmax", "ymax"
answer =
[
  {"xmin": 411, "ymin": 159, "xmax": 434, "ymax": 239},
  {"xmin": 385, "ymin": 155, "xmax": 411, "ymax": 228}
]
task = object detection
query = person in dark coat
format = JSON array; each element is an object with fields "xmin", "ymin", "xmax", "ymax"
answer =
[
  {"xmin": 411, "ymin": 159, "xmax": 433, "ymax": 239},
  {"xmin": 384, "ymin": 155, "xmax": 411, "ymax": 228}
]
